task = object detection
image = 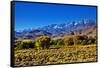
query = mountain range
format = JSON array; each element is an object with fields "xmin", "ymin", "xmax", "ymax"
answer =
[{"xmin": 15, "ymin": 19, "xmax": 96, "ymax": 40}]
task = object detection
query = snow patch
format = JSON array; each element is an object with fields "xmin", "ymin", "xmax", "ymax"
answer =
[{"xmin": 74, "ymin": 22, "xmax": 78, "ymax": 25}]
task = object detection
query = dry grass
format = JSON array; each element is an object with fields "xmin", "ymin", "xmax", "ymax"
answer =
[{"xmin": 14, "ymin": 44, "xmax": 97, "ymax": 67}]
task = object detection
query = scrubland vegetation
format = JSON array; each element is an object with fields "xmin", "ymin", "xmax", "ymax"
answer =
[{"xmin": 14, "ymin": 35, "xmax": 97, "ymax": 66}]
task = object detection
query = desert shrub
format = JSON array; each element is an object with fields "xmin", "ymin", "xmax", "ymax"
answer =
[
  {"xmin": 51, "ymin": 39, "xmax": 64, "ymax": 45},
  {"xmin": 14, "ymin": 40, "xmax": 22, "ymax": 48},
  {"xmin": 74, "ymin": 35, "xmax": 89, "ymax": 45},
  {"xmin": 74, "ymin": 40, "xmax": 82, "ymax": 45},
  {"xmin": 87, "ymin": 40, "xmax": 92, "ymax": 44},
  {"xmin": 35, "ymin": 36, "xmax": 51, "ymax": 49},
  {"xmin": 15, "ymin": 40, "xmax": 35, "ymax": 49},
  {"xmin": 64, "ymin": 37, "xmax": 74, "ymax": 45},
  {"xmin": 15, "ymin": 41, "xmax": 22, "ymax": 49},
  {"xmin": 88, "ymin": 36, "xmax": 96, "ymax": 44},
  {"xmin": 82, "ymin": 35, "xmax": 88, "ymax": 40},
  {"xmin": 81, "ymin": 40, "xmax": 88, "ymax": 45},
  {"xmin": 73, "ymin": 35, "xmax": 97, "ymax": 45},
  {"xmin": 94, "ymin": 36, "xmax": 97, "ymax": 44},
  {"xmin": 50, "ymin": 40, "xmax": 58, "ymax": 45},
  {"xmin": 94, "ymin": 40, "xmax": 97, "ymax": 44},
  {"xmin": 50, "ymin": 40, "xmax": 53, "ymax": 45},
  {"xmin": 57, "ymin": 39, "xmax": 64, "ymax": 45},
  {"xmin": 74, "ymin": 35, "xmax": 84, "ymax": 40},
  {"xmin": 22, "ymin": 40, "xmax": 35, "ymax": 48},
  {"xmin": 50, "ymin": 39, "xmax": 64, "ymax": 48}
]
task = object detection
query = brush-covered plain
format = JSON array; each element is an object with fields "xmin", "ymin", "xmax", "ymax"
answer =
[{"xmin": 14, "ymin": 35, "xmax": 97, "ymax": 66}]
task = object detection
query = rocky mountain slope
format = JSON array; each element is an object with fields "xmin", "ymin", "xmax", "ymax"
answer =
[{"xmin": 15, "ymin": 19, "xmax": 96, "ymax": 40}]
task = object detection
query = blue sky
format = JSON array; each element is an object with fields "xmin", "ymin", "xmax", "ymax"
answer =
[{"xmin": 14, "ymin": 2, "xmax": 97, "ymax": 31}]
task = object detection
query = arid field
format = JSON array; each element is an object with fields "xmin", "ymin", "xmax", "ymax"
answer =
[{"xmin": 14, "ymin": 44, "xmax": 97, "ymax": 67}]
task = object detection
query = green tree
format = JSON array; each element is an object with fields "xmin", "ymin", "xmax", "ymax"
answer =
[{"xmin": 15, "ymin": 40, "xmax": 35, "ymax": 49}]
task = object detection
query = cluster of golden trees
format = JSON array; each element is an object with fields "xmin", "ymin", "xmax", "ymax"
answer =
[{"xmin": 15, "ymin": 35, "xmax": 96, "ymax": 50}]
